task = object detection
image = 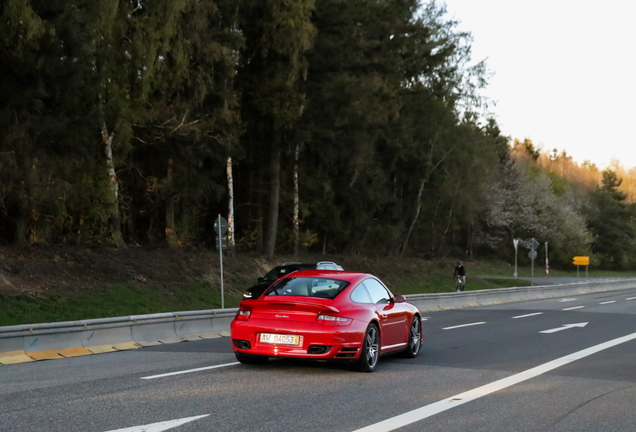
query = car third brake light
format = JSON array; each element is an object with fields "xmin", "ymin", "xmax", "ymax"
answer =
[{"xmin": 315, "ymin": 314, "xmax": 352, "ymax": 326}]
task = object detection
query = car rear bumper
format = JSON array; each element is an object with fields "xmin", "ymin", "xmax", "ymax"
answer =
[{"xmin": 231, "ymin": 319, "xmax": 366, "ymax": 360}]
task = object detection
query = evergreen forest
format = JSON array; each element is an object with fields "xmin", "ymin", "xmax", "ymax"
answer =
[{"xmin": 1, "ymin": 0, "xmax": 635, "ymax": 269}]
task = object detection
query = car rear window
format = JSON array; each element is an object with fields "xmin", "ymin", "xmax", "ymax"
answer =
[{"xmin": 266, "ymin": 277, "xmax": 350, "ymax": 300}]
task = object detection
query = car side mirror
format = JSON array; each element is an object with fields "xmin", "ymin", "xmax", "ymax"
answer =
[
  {"xmin": 257, "ymin": 277, "xmax": 264, "ymax": 284},
  {"xmin": 393, "ymin": 295, "xmax": 406, "ymax": 303}
]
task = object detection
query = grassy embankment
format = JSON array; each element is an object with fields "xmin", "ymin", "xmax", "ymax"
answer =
[{"xmin": 1, "ymin": 249, "xmax": 634, "ymax": 327}]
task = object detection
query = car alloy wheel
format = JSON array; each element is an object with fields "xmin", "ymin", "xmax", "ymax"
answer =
[
  {"xmin": 403, "ymin": 316, "xmax": 421, "ymax": 358},
  {"xmin": 355, "ymin": 323, "xmax": 380, "ymax": 372}
]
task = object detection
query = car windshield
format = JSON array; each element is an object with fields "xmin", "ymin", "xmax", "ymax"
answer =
[{"xmin": 266, "ymin": 277, "xmax": 350, "ymax": 300}]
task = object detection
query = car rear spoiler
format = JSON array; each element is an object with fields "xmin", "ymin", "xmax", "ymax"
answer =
[{"xmin": 264, "ymin": 301, "xmax": 340, "ymax": 314}]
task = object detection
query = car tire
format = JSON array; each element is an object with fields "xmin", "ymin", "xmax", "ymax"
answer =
[
  {"xmin": 354, "ymin": 323, "xmax": 380, "ymax": 372},
  {"xmin": 402, "ymin": 315, "xmax": 421, "ymax": 358},
  {"xmin": 235, "ymin": 352, "xmax": 268, "ymax": 365}
]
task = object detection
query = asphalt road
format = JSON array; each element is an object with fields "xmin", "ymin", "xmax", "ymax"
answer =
[{"xmin": 2, "ymin": 287, "xmax": 636, "ymax": 432}]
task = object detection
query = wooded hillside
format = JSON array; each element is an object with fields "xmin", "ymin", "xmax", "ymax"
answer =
[{"xmin": 1, "ymin": 0, "xmax": 635, "ymax": 269}]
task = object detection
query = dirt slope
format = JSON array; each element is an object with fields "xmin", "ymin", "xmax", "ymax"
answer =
[{"xmin": 0, "ymin": 245, "xmax": 449, "ymax": 297}]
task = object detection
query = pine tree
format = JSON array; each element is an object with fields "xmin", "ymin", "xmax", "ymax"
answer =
[
  {"xmin": 236, "ymin": 0, "xmax": 316, "ymax": 259},
  {"xmin": 130, "ymin": 0, "xmax": 242, "ymax": 247}
]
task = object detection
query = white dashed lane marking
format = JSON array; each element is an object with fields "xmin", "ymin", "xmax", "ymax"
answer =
[
  {"xmin": 513, "ymin": 312, "xmax": 543, "ymax": 319},
  {"xmin": 141, "ymin": 362, "xmax": 240, "ymax": 380},
  {"xmin": 105, "ymin": 415, "xmax": 209, "ymax": 432},
  {"xmin": 563, "ymin": 306, "xmax": 585, "ymax": 311},
  {"xmin": 442, "ymin": 322, "xmax": 486, "ymax": 330}
]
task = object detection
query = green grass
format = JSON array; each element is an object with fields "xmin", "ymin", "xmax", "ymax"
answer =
[
  {"xmin": 2, "ymin": 256, "xmax": 635, "ymax": 327},
  {"xmin": 0, "ymin": 283, "xmax": 243, "ymax": 327}
]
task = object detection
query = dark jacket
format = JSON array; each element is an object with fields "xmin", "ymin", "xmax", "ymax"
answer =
[{"xmin": 454, "ymin": 265, "xmax": 465, "ymax": 277}]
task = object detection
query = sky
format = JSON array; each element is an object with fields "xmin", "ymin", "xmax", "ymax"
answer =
[{"xmin": 441, "ymin": 0, "xmax": 636, "ymax": 169}]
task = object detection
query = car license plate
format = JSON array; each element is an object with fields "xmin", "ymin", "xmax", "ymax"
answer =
[{"xmin": 260, "ymin": 333, "xmax": 301, "ymax": 346}]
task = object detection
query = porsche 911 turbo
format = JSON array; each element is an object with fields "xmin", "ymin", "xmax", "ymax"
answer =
[{"xmin": 230, "ymin": 270, "xmax": 422, "ymax": 372}]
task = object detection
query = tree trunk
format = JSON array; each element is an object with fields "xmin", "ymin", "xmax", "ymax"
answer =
[
  {"xmin": 264, "ymin": 141, "xmax": 281, "ymax": 260},
  {"xmin": 256, "ymin": 165, "xmax": 264, "ymax": 253},
  {"xmin": 13, "ymin": 191, "xmax": 28, "ymax": 246},
  {"xmin": 165, "ymin": 195, "xmax": 177, "ymax": 248},
  {"xmin": 101, "ymin": 123, "xmax": 126, "ymax": 248},
  {"xmin": 293, "ymin": 143, "xmax": 300, "ymax": 256},
  {"xmin": 126, "ymin": 197, "xmax": 137, "ymax": 244},
  {"xmin": 401, "ymin": 175, "xmax": 426, "ymax": 257},
  {"xmin": 226, "ymin": 157, "xmax": 235, "ymax": 248},
  {"xmin": 165, "ymin": 157, "xmax": 178, "ymax": 248},
  {"xmin": 12, "ymin": 151, "xmax": 31, "ymax": 245},
  {"xmin": 400, "ymin": 142, "xmax": 451, "ymax": 256},
  {"xmin": 322, "ymin": 230, "xmax": 327, "ymax": 255}
]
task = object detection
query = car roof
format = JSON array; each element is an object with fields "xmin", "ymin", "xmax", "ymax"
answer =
[{"xmin": 276, "ymin": 262, "xmax": 340, "ymax": 268}]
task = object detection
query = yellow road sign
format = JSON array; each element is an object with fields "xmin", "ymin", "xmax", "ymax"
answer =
[{"xmin": 572, "ymin": 256, "xmax": 590, "ymax": 266}]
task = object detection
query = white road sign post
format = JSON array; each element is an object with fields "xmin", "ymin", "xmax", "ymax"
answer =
[
  {"xmin": 214, "ymin": 215, "xmax": 228, "ymax": 309},
  {"xmin": 529, "ymin": 249, "xmax": 537, "ymax": 286},
  {"xmin": 528, "ymin": 238, "xmax": 539, "ymax": 286},
  {"xmin": 513, "ymin": 239, "xmax": 519, "ymax": 278},
  {"xmin": 545, "ymin": 242, "xmax": 549, "ymax": 275}
]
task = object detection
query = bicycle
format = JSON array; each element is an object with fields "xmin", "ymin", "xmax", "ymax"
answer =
[{"xmin": 455, "ymin": 275, "xmax": 465, "ymax": 292}]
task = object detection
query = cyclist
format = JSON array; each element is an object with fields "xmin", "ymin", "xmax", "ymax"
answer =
[{"xmin": 454, "ymin": 261, "xmax": 466, "ymax": 292}]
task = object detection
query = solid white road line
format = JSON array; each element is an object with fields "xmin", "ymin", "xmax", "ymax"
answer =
[
  {"xmin": 513, "ymin": 312, "xmax": 543, "ymax": 319},
  {"xmin": 106, "ymin": 415, "xmax": 209, "ymax": 432},
  {"xmin": 141, "ymin": 362, "xmax": 240, "ymax": 380},
  {"xmin": 562, "ymin": 306, "xmax": 585, "ymax": 311},
  {"xmin": 600, "ymin": 301, "xmax": 616, "ymax": 305},
  {"xmin": 442, "ymin": 322, "xmax": 486, "ymax": 330},
  {"xmin": 352, "ymin": 331, "xmax": 636, "ymax": 432}
]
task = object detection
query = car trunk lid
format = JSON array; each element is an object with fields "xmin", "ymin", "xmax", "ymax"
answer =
[{"xmin": 249, "ymin": 298, "xmax": 338, "ymax": 323}]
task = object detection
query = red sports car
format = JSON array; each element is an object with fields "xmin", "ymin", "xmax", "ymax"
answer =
[{"xmin": 230, "ymin": 270, "xmax": 422, "ymax": 372}]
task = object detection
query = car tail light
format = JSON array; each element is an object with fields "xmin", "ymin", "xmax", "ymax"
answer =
[
  {"xmin": 315, "ymin": 314, "xmax": 352, "ymax": 326},
  {"xmin": 236, "ymin": 309, "xmax": 251, "ymax": 321}
]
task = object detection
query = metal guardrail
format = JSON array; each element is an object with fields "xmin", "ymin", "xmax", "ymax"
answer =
[
  {"xmin": 0, "ymin": 309, "xmax": 236, "ymax": 364},
  {"xmin": 404, "ymin": 278, "xmax": 636, "ymax": 311},
  {"xmin": 2, "ymin": 278, "xmax": 636, "ymax": 365}
]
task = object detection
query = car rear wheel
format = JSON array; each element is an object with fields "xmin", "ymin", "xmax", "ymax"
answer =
[
  {"xmin": 402, "ymin": 316, "xmax": 421, "ymax": 358},
  {"xmin": 355, "ymin": 323, "xmax": 380, "ymax": 372},
  {"xmin": 235, "ymin": 352, "xmax": 268, "ymax": 365}
]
